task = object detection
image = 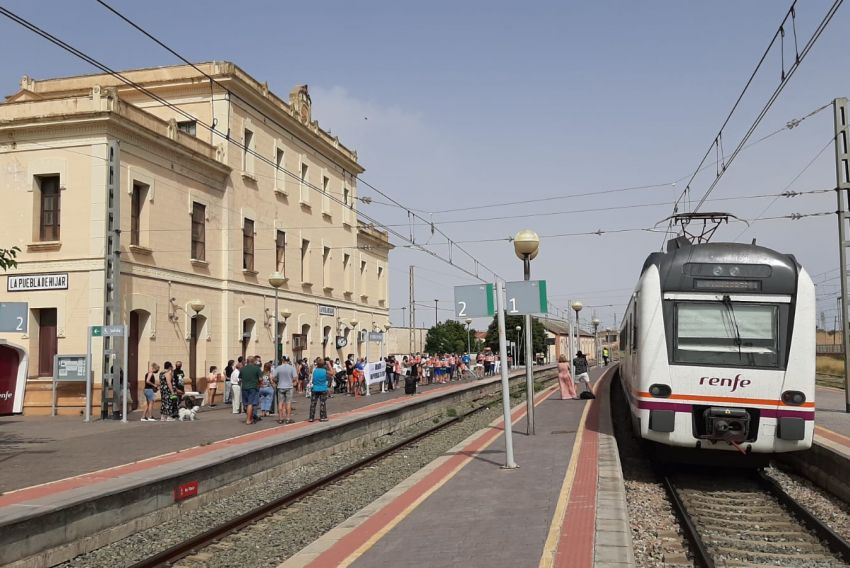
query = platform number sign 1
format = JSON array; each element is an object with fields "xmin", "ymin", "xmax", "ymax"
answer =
[
  {"xmin": 454, "ymin": 284, "xmax": 496, "ymax": 318},
  {"xmin": 505, "ymin": 280, "xmax": 548, "ymax": 315}
]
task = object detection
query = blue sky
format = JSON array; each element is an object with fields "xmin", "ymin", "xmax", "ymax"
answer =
[{"xmin": 1, "ymin": 1, "xmax": 847, "ymax": 331}]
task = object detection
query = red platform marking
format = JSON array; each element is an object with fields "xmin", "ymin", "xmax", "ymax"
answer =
[
  {"xmin": 554, "ymin": 384, "xmax": 600, "ymax": 567},
  {"xmin": 817, "ymin": 425, "xmax": 850, "ymax": 448},
  {"xmin": 0, "ymin": 378, "xmax": 500, "ymax": 508}
]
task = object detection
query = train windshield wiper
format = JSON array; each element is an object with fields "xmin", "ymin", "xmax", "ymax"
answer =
[{"xmin": 722, "ymin": 294, "xmax": 743, "ymax": 359}]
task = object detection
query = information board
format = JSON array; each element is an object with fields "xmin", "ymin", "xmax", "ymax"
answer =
[
  {"xmin": 365, "ymin": 360, "xmax": 386, "ymax": 386},
  {"xmin": 53, "ymin": 354, "xmax": 88, "ymax": 416}
]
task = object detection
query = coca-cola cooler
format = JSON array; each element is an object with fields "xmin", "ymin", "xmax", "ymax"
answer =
[{"xmin": 0, "ymin": 343, "xmax": 27, "ymax": 415}]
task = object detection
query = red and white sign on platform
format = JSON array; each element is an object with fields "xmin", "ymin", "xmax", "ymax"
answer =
[{"xmin": 174, "ymin": 480, "xmax": 199, "ymax": 501}]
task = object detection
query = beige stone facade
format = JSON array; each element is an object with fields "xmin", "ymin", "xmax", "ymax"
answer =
[{"xmin": 0, "ymin": 62, "xmax": 390, "ymax": 415}]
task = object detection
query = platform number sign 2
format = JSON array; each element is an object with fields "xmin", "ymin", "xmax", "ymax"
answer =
[{"xmin": 454, "ymin": 284, "xmax": 496, "ymax": 318}]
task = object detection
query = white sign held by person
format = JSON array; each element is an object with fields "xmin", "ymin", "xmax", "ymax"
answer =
[{"xmin": 365, "ymin": 361, "xmax": 386, "ymax": 386}]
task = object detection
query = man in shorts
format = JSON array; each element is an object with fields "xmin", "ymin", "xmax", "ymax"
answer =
[
  {"xmin": 239, "ymin": 357, "xmax": 262, "ymax": 425},
  {"xmin": 274, "ymin": 356, "xmax": 297, "ymax": 424},
  {"xmin": 573, "ymin": 350, "xmax": 591, "ymax": 392}
]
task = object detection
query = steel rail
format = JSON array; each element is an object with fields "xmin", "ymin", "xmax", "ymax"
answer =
[
  {"xmin": 660, "ymin": 473, "xmax": 715, "ymax": 568},
  {"xmin": 756, "ymin": 469, "xmax": 850, "ymax": 563},
  {"xmin": 129, "ymin": 371, "xmax": 555, "ymax": 568}
]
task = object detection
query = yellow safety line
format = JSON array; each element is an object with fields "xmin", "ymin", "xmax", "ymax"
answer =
[
  {"xmin": 538, "ymin": 396, "xmax": 592, "ymax": 568},
  {"xmin": 337, "ymin": 384, "xmax": 558, "ymax": 567}
]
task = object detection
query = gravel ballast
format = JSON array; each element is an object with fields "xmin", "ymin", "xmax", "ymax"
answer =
[{"xmin": 610, "ymin": 377, "xmax": 693, "ymax": 567}]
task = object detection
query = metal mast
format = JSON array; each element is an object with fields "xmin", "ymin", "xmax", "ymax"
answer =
[
  {"xmin": 101, "ymin": 141, "xmax": 122, "ymax": 418},
  {"xmin": 833, "ymin": 98, "xmax": 850, "ymax": 412}
]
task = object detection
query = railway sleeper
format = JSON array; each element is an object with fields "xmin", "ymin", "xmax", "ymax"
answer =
[
  {"xmin": 698, "ymin": 525, "xmax": 820, "ymax": 541},
  {"xmin": 712, "ymin": 547, "xmax": 837, "ymax": 563},
  {"xmin": 682, "ymin": 500, "xmax": 780, "ymax": 514},
  {"xmin": 681, "ymin": 494, "xmax": 777, "ymax": 507},
  {"xmin": 690, "ymin": 509, "xmax": 788, "ymax": 522},
  {"xmin": 698, "ymin": 518, "xmax": 800, "ymax": 531},
  {"xmin": 708, "ymin": 535, "xmax": 826, "ymax": 552}
]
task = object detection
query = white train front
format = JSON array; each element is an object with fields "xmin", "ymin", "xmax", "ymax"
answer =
[{"xmin": 619, "ymin": 237, "xmax": 815, "ymax": 461}]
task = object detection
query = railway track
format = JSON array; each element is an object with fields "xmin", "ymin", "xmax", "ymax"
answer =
[
  {"xmin": 662, "ymin": 468, "xmax": 850, "ymax": 567},
  {"xmin": 127, "ymin": 372, "xmax": 555, "ymax": 568}
]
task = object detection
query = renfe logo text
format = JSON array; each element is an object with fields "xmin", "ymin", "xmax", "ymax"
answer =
[
  {"xmin": 0, "ymin": 391, "xmax": 13, "ymax": 400},
  {"xmin": 699, "ymin": 374, "xmax": 751, "ymax": 392}
]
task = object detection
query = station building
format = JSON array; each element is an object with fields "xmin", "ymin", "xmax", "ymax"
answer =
[{"xmin": 0, "ymin": 62, "xmax": 391, "ymax": 415}]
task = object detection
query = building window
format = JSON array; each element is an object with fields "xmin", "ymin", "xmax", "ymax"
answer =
[
  {"xmin": 301, "ymin": 239, "xmax": 310, "ymax": 282},
  {"xmin": 343, "ymin": 253, "xmax": 351, "ymax": 292},
  {"xmin": 130, "ymin": 183, "xmax": 143, "ymax": 246},
  {"xmin": 300, "ymin": 162, "xmax": 310, "ymax": 204},
  {"xmin": 360, "ymin": 259, "xmax": 367, "ymax": 275},
  {"xmin": 344, "ymin": 187, "xmax": 350, "ymax": 205},
  {"xmin": 192, "ymin": 202, "xmax": 206, "ymax": 261},
  {"xmin": 177, "ymin": 120, "xmax": 197, "ymax": 136},
  {"xmin": 243, "ymin": 128, "xmax": 255, "ymax": 176},
  {"xmin": 38, "ymin": 175, "xmax": 60, "ymax": 241},
  {"xmin": 243, "ymin": 218, "xmax": 254, "ymax": 271},
  {"xmin": 276, "ymin": 230, "xmax": 286, "ymax": 274},
  {"xmin": 322, "ymin": 176, "xmax": 331, "ymax": 214},
  {"xmin": 275, "ymin": 148, "xmax": 285, "ymax": 191},
  {"xmin": 323, "ymin": 246, "xmax": 331, "ymax": 288}
]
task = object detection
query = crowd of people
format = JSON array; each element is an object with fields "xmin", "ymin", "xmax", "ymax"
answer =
[{"xmin": 139, "ymin": 347, "xmax": 600, "ymax": 424}]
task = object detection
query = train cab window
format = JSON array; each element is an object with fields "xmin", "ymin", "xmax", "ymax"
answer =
[{"xmin": 674, "ymin": 302, "xmax": 778, "ymax": 368}]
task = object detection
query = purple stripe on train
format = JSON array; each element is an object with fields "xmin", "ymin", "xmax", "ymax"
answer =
[
  {"xmin": 637, "ymin": 400, "xmax": 693, "ymax": 412},
  {"xmin": 636, "ymin": 400, "xmax": 814, "ymax": 421}
]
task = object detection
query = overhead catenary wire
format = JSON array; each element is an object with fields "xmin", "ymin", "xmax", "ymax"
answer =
[
  {"xmin": 662, "ymin": 0, "xmax": 842, "ymax": 245},
  {"xmin": 0, "ymin": 6, "xmax": 502, "ymax": 286},
  {"xmin": 90, "ymin": 0, "xmax": 498, "ymax": 284}
]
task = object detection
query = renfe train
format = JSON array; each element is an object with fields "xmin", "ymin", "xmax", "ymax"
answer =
[{"xmin": 619, "ymin": 236, "xmax": 815, "ymax": 463}]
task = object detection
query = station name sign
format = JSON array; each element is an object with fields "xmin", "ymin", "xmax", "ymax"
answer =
[
  {"xmin": 318, "ymin": 304, "xmax": 336, "ymax": 316},
  {"xmin": 8, "ymin": 273, "xmax": 69, "ymax": 292}
]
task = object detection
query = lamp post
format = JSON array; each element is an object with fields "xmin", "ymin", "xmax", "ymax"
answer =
[
  {"xmin": 465, "ymin": 317, "xmax": 472, "ymax": 355},
  {"xmin": 514, "ymin": 229, "xmax": 540, "ymax": 436},
  {"xmin": 571, "ymin": 300, "xmax": 583, "ymax": 377},
  {"xmin": 591, "ymin": 317, "xmax": 601, "ymax": 366},
  {"xmin": 187, "ymin": 300, "xmax": 205, "ymax": 395},
  {"xmin": 280, "ymin": 308, "xmax": 292, "ymax": 359},
  {"xmin": 434, "ymin": 299, "xmax": 439, "ymax": 327},
  {"xmin": 268, "ymin": 272, "xmax": 286, "ymax": 362}
]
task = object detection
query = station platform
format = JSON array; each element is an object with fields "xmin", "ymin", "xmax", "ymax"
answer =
[
  {"xmin": 0, "ymin": 374, "xmax": 489, "ymax": 493},
  {"xmin": 814, "ymin": 385, "xmax": 850, "ymax": 450},
  {"xmin": 282, "ymin": 364, "xmax": 633, "ymax": 568},
  {"xmin": 0, "ymin": 366, "xmax": 557, "ymax": 567}
]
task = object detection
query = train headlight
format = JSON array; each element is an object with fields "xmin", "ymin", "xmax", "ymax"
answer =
[
  {"xmin": 712, "ymin": 265, "xmax": 724, "ymax": 276},
  {"xmin": 781, "ymin": 390, "xmax": 806, "ymax": 406},
  {"xmin": 648, "ymin": 384, "xmax": 671, "ymax": 398},
  {"xmin": 729, "ymin": 265, "xmax": 741, "ymax": 277}
]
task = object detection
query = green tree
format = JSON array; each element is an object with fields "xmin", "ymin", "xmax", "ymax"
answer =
[
  {"xmin": 424, "ymin": 320, "xmax": 476, "ymax": 354},
  {"xmin": 0, "ymin": 247, "xmax": 20, "ymax": 271},
  {"xmin": 484, "ymin": 314, "xmax": 547, "ymax": 361}
]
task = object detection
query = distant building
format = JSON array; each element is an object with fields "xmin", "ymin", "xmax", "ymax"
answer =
[{"xmin": 0, "ymin": 62, "xmax": 391, "ymax": 415}]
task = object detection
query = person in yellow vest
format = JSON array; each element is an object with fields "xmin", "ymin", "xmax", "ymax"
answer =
[{"xmin": 602, "ymin": 346, "xmax": 610, "ymax": 366}]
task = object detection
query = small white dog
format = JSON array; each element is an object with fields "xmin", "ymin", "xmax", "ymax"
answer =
[{"xmin": 178, "ymin": 406, "xmax": 200, "ymax": 421}]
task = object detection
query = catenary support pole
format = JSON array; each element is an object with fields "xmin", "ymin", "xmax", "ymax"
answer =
[
  {"xmin": 524, "ymin": 258, "xmax": 535, "ymax": 435},
  {"xmin": 496, "ymin": 279, "xmax": 518, "ymax": 468},
  {"xmin": 122, "ymin": 329, "xmax": 128, "ymax": 423},
  {"xmin": 85, "ymin": 330, "xmax": 92, "ymax": 422},
  {"xmin": 833, "ymin": 97, "xmax": 850, "ymax": 412}
]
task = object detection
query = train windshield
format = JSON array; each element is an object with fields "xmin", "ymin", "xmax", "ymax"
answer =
[{"xmin": 674, "ymin": 302, "xmax": 779, "ymax": 368}]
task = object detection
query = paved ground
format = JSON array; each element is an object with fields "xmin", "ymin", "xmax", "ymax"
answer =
[
  {"xmin": 0, "ymin": 372, "xmax": 499, "ymax": 492},
  {"xmin": 284, "ymin": 367, "xmax": 620, "ymax": 568}
]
